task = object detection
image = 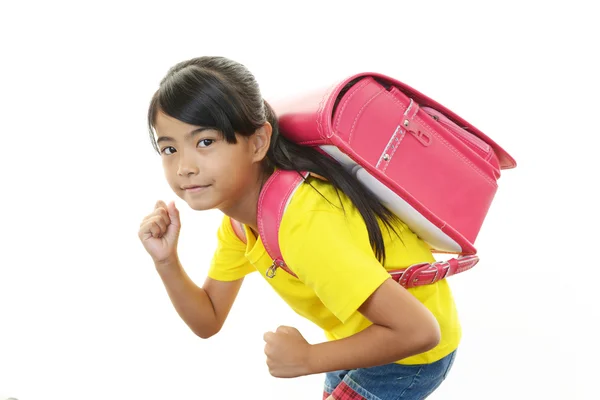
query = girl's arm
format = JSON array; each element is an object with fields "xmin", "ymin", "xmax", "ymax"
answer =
[
  {"xmin": 306, "ymin": 278, "xmax": 441, "ymax": 374},
  {"xmin": 156, "ymin": 257, "xmax": 244, "ymax": 339}
]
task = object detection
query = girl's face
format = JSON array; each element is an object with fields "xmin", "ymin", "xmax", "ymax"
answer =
[{"xmin": 153, "ymin": 111, "xmax": 270, "ymax": 213}]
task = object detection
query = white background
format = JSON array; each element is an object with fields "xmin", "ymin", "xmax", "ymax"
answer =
[{"xmin": 1, "ymin": 1, "xmax": 598, "ymax": 399}]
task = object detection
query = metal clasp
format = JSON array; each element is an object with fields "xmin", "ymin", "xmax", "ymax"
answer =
[
  {"xmin": 266, "ymin": 264, "xmax": 277, "ymax": 278},
  {"xmin": 266, "ymin": 259, "xmax": 285, "ymax": 279}
]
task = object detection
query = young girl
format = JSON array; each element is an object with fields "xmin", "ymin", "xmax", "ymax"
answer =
[{"xmin": 138, "ymin": 56, "xmax": 459, "ymax": 399}]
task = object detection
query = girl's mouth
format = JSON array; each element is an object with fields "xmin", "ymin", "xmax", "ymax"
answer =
[{"xmin": 183, "ymin": 185, "xmax": 210, "ymax": 192}]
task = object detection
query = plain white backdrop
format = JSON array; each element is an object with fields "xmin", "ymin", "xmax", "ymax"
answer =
[{"xmin": 1, "ymin": 1, "xmax": 598, "ymax": 399}]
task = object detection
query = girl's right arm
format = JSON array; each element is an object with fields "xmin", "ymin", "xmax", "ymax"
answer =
[
  {"xmin": 139, "ymin": 200, "xmax": 241, "ymax": 339},
  {"xmin": 155, "ymin": 258, "xmax": 244, "ymax": 339}
]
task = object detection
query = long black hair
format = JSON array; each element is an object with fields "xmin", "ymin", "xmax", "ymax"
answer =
[{"xmin": 147, "ymin": 56, "xmax": 401, "ymax": 263}]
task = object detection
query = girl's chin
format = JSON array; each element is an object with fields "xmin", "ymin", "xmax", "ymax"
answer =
[
  {"xmin": 185, "ymin": 201, "xmax": 215, "ymax": 211},
  {"xmin": 183, "ymin": 196, "xmax": 222, "ymax": 212}
]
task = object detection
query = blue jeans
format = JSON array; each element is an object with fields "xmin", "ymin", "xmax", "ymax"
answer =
[{"xmin": 323, "ymin": 350, "xmax": 457, "ymax": 399}]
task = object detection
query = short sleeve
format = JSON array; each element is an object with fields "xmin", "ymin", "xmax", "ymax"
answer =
[
  {"xmin": 208, "ymin": 215, "xmax": 255, "ymax": 281},
  {"xmin": 279, "ymin": 210, "xmax": 391, "ymax": 323}
]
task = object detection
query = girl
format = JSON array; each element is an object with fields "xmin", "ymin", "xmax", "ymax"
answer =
[{"xmin": 138, "ymin": 56, "xmax": 459, "ymax": 399}]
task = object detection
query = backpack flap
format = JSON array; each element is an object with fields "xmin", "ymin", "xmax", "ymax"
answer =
[{"xmin": 274, "ymin": 73, "xmax": 517, "ymax": 255}]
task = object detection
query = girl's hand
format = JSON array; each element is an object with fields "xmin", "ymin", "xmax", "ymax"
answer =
[
  {"xmin": 138, "ymin": 200, "xmax": 181, "ymax": 265},
  {"xmin": 263, "ymin": 326, "xmax": 312, "ymax": 378}
]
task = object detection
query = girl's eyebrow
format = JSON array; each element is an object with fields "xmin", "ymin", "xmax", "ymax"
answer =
[{"xmin": 156, "ymin": 127, "xmax": 213, "ymax": 144}]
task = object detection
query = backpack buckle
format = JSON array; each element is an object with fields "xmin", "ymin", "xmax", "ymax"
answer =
[{"xmin": 266, "ymin": 259, "xmax": 286, "ymax": 279}]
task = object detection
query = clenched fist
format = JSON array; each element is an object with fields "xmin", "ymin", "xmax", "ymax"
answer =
[
  {"xmin": 263, "ymin": 326, "xmax": 312, "ymax": 378},
  {"xmin": 138, "ymin": 200, "xmax": 181, "ymax": 265}
]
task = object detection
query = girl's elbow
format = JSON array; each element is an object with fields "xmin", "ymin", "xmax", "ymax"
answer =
[
  {"xmin": 424, "ymin": 325, "xmax": 442, "ymax": 352},
  {"xmin": 415, "ymin": 320, "xmax": 441, "ymax": 353},
  {"xmin": 196, "ymin": 330, "xmax": 215, "ymax": 339},
  {"xmin": 192, "ymin": 322, "xmax": 221, "ymax": 339},
  {"xmin": 396, "ymin": 318, "xmax": 441, "ymax": 356}
]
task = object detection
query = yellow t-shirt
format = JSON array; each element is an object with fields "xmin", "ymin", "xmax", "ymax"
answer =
[{"xmin": 208, "ymin": 177, "xmax": 461, "ymax": 365}]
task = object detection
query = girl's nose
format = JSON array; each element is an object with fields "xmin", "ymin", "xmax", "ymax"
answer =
[
  {"xmin": 177, "ymin": 153, "xmax": 199, "ymax": 176},
  {"xmin": 178, "ymin": 164, "xmax": 199, "ymax": 176}
]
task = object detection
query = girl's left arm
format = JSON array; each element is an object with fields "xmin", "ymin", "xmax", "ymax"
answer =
[
  {"xmin": 266, "ymin": 210, "xmax": 442, "ymax": 378},
  {"xmin": 263, "ymin": 278, "xmax": 440, "ymax": 378},
  {"xmin": 305, "ymin": 277, "xmax": 441, "ymax": 375}
]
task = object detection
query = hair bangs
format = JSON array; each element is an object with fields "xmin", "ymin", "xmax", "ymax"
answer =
[{"xmin": 148, "ymin": 67, "xmax": 244, "ymax": 151}]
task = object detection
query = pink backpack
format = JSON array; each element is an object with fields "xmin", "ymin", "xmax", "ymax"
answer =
[{"xmin": 232, "ymin": 72, "xmax": 516, "ymax": 288}]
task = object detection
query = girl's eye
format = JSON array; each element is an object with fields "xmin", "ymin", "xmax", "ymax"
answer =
[
  {"xmin": 161, "ymin": 146, "xmax": 176, "ymax": 155},
  {"xmin": 198, "ymin": 139, "xmax": 215, "ymax": 148}
]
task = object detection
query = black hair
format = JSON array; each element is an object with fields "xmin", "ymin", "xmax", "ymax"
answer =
[{"xmin": 147, "ymin": 56, "xmax": 401, "ymax": 263}]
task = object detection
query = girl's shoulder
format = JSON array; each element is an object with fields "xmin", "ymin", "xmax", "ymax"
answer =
[
  {"xmin": 282, "ymin": 177, "xmax": 368, "ymax": 235},
  {"xmin": 284, "ymin": 176, "xmax": 419, "ymax": 245},
  {"xmin": 290, "ymin": 176, "xmax": 352, "ymax": 214}
]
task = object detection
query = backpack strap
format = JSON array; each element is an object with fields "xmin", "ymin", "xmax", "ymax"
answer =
[
  {"xmin": 231, "ymin": 169, "xmax": 479, "ymax": 287},
  {"xmin": 388, "ymin": 254, "xmax": 479, "ymax": 288},
  {"xmin": 258, "ymin": 170, "xmax": 309, "ymax": 279},
  {"xmin": 230, "ymin": 169, "xmax": 308, "ymax": 279}
]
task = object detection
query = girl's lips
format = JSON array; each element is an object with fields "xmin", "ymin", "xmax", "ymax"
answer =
[{"xmin": 183, "ymin": 185, "xmax": 210, "ymax": 192}]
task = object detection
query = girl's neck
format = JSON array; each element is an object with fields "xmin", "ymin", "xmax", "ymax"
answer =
[{"xmin": 220, "ymin": 168, "xmax": 272, "ymax": 234}]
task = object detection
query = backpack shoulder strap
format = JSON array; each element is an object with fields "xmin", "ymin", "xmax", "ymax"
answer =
[
  {"xmin": 233, "ymin": 170, "xmax": 478, "ymax": 287},
  {"xmin": 230, "ymin": 170, "xmax": 307, "ymax": 279},
  {"xmin": 258, "ymin": 169, "xmax": 308, "ymax": 279}
]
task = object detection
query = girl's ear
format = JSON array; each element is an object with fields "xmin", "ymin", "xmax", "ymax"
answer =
[{"xmin": 251, "ymin": 122, "xmax": 272, "ymax": 162}]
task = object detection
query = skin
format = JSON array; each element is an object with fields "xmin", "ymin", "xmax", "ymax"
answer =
[{"xmin": 138, "ymin": 111, "xmax": 441, "ymax": 379}]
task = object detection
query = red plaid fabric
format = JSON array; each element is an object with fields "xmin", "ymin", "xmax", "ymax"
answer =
[{"xmin": 322, "ymin": 382, "xmax": 366, "ymax": 400}]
